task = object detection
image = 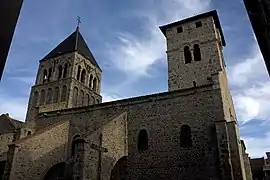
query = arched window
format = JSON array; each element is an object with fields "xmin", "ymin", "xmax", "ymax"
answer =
[
  {"xmin": 63, "ymin": 63, "xmax": 68, "ymax": 78},
  {"xmin": 96, "ymin": 99, "xmax": 100, "ymax": 104},
  {"xmin": 91, "ymin": 96, "xmax": 95, "ymax": 105},
  {"xmin": 58, "ymin": 65, "xmax": 63, "ymax": 80},
  {"xmin": 184, "ymin": 46, "xmax": 192, "ymax": 64},
  {"xmin": 42, "ymin": 69, "xmax": 48, "ymax": 83},
  {"xmin": 48, "ymin": 68, "xmax": 52, "ymax": 82},
  {"xmin": 54, "ymin": 87, "xmax": 60, "ymax": 103},
  {"xmin": 76, "ymin": 66, "xmax": 81, "ymax": 80},
  {"xmin": 93, "ymin": 77, "xmax": 97, "ymax": 91},
  {"xmin": 46, "ymin": 88, "xmax": 52, "ymax": 104},
  {"xmin": 180, "ymin": 125, "xmax": 192, "ymax": 147},
  {"xmin": 80, "ymin": 69, "xmax": 86, "ymax": 84},
  {"xmin": 61, "ymin": 85, "xmax": 67, "ymax": 102},
  {"xmin": 40, "ymin": 90, "xmax": 45, "ymax": 105},
  {"xmin": 137, "ymin": 129, "xmax": 148, "ymax": 152},
  {"xmin": 193, "ymin": 44, "xmax": 201, "ymax": 61},
  {"xmin": 87, "ymin": 94, "xmax": 90, "ymax": 105},
  {"xmin": 71, "ymin": 135, "xmax": 81, "ymax": 156},
  {"xmin": 73, "ymin": 87, "xmax": 78, "ymax": 106},
  {"xmin": 79, "ymin": 90, "xmax": 84, "ymax": 106},
  {"xmin": 33, "ymin": 91, "xmax": 39, "ymax": 106},
  {"xmin": 89, "ymin": 74, "xmax": 93, "ymax": 88}
]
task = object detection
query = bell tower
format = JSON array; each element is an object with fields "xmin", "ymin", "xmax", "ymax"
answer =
[
  {"xmin": 25, "ymin": 26, "xmax": 102, "ymax": 122},
  {"xmin": 160, "ymin": 10, "xmax": 226, "ymax": 91}
]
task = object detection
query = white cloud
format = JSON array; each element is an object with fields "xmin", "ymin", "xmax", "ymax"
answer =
[
  {"xmin": 108, "ymin": 0, "xmax": 211, "ymax": 77},
  {"xmin": 227, "ymin": 45, "xmax": 268, "ymax": 88},
  {"xmin": 101, "ymin": 92, "xmax": 124, "ymax": 103},
  {"xmin": 0, "ymin": 91, "xmax": 28, "ymax": 121},
  {"xmin": 243, "ymin": 133, "xmax": 270, "ymax": 158}
]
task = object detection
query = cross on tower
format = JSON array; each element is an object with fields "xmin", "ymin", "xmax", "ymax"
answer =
[
  {"xmin": 77, "ymin": 16, "xmax": 81, "ymax": 28},
  {"xmin": 90, "ymin": 133, "xmax": 108, "ymax": 180}
]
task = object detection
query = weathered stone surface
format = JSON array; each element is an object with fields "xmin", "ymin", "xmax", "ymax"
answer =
[{"xmin": 0, "ymin": 10, "xmax": 251, "ymax": 180}]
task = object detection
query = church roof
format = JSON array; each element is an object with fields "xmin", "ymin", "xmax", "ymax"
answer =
[
  {"xmin": 0, "ymin": 113, "xmax": 23, "ymax": 134},
  {"xmin": 40, "ymin": 27, "xmax": 101, "ymax": 69}
]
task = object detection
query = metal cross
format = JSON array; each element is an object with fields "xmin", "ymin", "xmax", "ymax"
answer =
[
  {"xmin": 90, "ymin": 133, "xmax": 108, "ymax": 180},
  {"xmin": 77, "ymin": 16, "xmax": 81, "ymax": 28}
]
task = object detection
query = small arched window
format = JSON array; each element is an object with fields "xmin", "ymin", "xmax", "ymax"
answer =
[
  {"xmin": 87, "ymin": 94, "xmax": 90, "ymax": 105},
  {"xmin": 193, "ymin": 44, "xmax": 201, "ymax": 61},
  {"xmin": 54, "ymin": 87, "xmax": 60, "ymax": 103},
  {"xmin": 89, "ymin": 75, "xmax": 93, "ymax": 88},
  {"xmin": 93, "ymin": 78, "xmax": 97, "ymax": 91},
  {"xmin": 58, "ymin": 65, "xmax": 63, "ymax": 80},
  {"xmin": 76, "ymin": 66, "xmax": 81, "ymax": 81},
  {"xmin": 48, "ymin": 68, "xmax": 52, "ymax": 82},
  {"xmin": 33, "ymin": 91, "xmax": 39, "ymax": 106},
  {"xmin": 46, "ymin": 88, "xmax": 52, "ymax": 104},
  {"xmin": 40, "ymin": 90, "xmax": 45, "ymax": 105},
  {"xmin": 71, "ymin": 135, "xmax": 81, "ymax": 156},
  {"xmin": 96, "ymin": 99, "xmax": 100, "ymax": 104},
  {"xmin": 79, "ymin": 90, "xmax": 84, "ymax": 106},
  {"xmin": 63, "ymin": 63, "xmax": 68, "ymax": 78},
  {"xmin": 80, "ymin": 69, "xmax": 86, "ymax": 84},
  {"xmin": 180, "ymin": 125, "xmax": 192, "ymax": 147},
  {"xmin": 61, "ymin": 85, "xmax": 67, "ymax": 102},
  {"xmin": 73, "ymin": 87, "xmax": 78, "ymax": 106},
  {"xmin": 137, "ymin": 129, "xmax": 148, "ymax": 152},
  {"xmin": 91, "ymin": 96, "xmax": 95, "ymax": 105},
  {"xmin": 184, "ymin": 46, "xmax": 192, "ymax": 64},
  {"xmin": 42, "ymin": 69, "xmax": 48, "ymax": 83}
]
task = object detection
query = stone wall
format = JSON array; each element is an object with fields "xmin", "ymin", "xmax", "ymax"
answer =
[
  {"xmin": 0, "ymin": 133, "xmax": 14, "ymax": 161},
  {"xmin": 37, "ymin": 84, "xmax": 230, "ymax": 180},
  {"xmin": 8, "ymin": 120, "xmax": 69, "ymax": 180}
]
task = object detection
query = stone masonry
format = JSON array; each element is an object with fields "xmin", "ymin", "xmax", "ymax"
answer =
[{"xmin": 0, "ymin": 10, "xmax": 252, "ymax": 180}]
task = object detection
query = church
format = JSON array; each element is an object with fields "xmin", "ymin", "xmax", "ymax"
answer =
[{"xmin": 0, "ymin": 10, "xmax": 253, "ymax": 180}]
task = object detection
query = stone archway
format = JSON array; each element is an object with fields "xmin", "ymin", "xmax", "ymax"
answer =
[
  {"xmin": 110, "ymin": 156, "xmax": 128, "ymax": 180},
  {"xmin": 43, "ymin": 162, "xmax": 65, "ymax": 180}
]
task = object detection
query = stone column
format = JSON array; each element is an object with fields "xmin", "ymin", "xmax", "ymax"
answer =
[
  {"xmin": 72, "ymin": 137, "xmax": 87, "ymax": 180},
  {"xmin": 2, "ymin": 144, "xmax": 19, "ymax": 180},
  {"xmin": 215, "ymin": 120, "xmax": 234, "ymax": 180}
]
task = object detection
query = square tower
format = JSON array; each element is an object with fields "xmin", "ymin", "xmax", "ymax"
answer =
[{"xmin": 160, "ymin": 10, "xmax": 226, "ymax": 91}]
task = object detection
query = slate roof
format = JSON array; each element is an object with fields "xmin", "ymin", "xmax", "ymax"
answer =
[
  {"xmin": 0, "ymin": 114, "xmax": 23, "ymax": 134},
  {"xmin": 40, "ymin": 27, "xmax": 101, "ymax": 70},
  {"xmin": 159, "ymin": 10, "xmax": 226, "ymax": 46}
]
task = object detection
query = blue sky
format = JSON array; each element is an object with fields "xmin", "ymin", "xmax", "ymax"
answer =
[{"xmin": 0, "ymin": 0, "xmax": 270, "ymax": 158}]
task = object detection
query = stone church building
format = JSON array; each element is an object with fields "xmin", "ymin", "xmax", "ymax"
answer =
[{"xmin": 0, "ymin": 10, "xmax": 253, "ymax": 180}]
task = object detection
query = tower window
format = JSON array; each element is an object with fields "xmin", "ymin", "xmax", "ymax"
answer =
[
  {"xmin": 42, "ymin": 69, "xmax": 48, "ymax": 83},
  {"xmin": 61, "ymin": 85, "xmax": 67, "ymax": 102},
  {"xmin": 184, "ymin": 46, "xmax": 192, "ymax": 64},
  {"xmin": 27, "ymin": 131, "xmax": 31, "ymax": 135},
  {"xmin": 80, "ymin": 69, "xmax": 86, "ymax": 84},
  {"xmin": 138, "ymin": 129, "xmax": 148, "ymax": 152},
  {"xmin": 48, "ymin": 68, "xmax": 52, "ymax": 82},
  {"xmin": 40, "ymin": 90, "xmax": 45, "ymax": 105},
  {"xmin": 89, "ymin": 74, "xmax": 93, "ymax": 88},
  {"xmin": 73, "ymin": 87, "xmax": 78, "ymax": 106},
  {"xmin": 193, "ymin": 44, "xmax": 201, "ymax": 61},
  {"xmin": 58, "ymin": 65, "xmax": 63, "ymax": 80},
  {"xmin": 93, "ymin": 78, "xmax": 97, "ymax": 91},
  {"xmin": 54, "ymin": 87, "xmax": 60, "ymax": 103},
  {"xmin": 87, "ymin": 94, "xmax": 90, "ymax": 105},
  {"xmin": 76, "ymin": 66, "xmax": 81, "ymax": 81},
  {"xmin": 195, "ymin": 21, "xmax": 202, "ymax": 28},
  {"xmin": 177, "ymin": 26, "xmax": 183, "ymax": 33},
  {"xmin": 33, "ymin": 91, "xmax": 39, "ymax": 107},
  {"xmin": 46, "ymin": 88, "xmax": 52, "ymax": 104},
  {"xmin": 63, "ymin": 63, "xmax": 68, "ymax": 78},
  {"xmin": 79, "ymin": 90, "xmax": 84, "ymax": 106},
  {"xmin": 180, "ymin": 125, "xmax": 192, "ymax": 147}
]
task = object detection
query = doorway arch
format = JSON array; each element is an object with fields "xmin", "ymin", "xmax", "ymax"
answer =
[
  {"xmin": 110, "ymin": 156, "xmax": 128, "ymax": 180},
  {"xmin": 43, "ymin": 162, "xmax": 65, "ymax": 180}
]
